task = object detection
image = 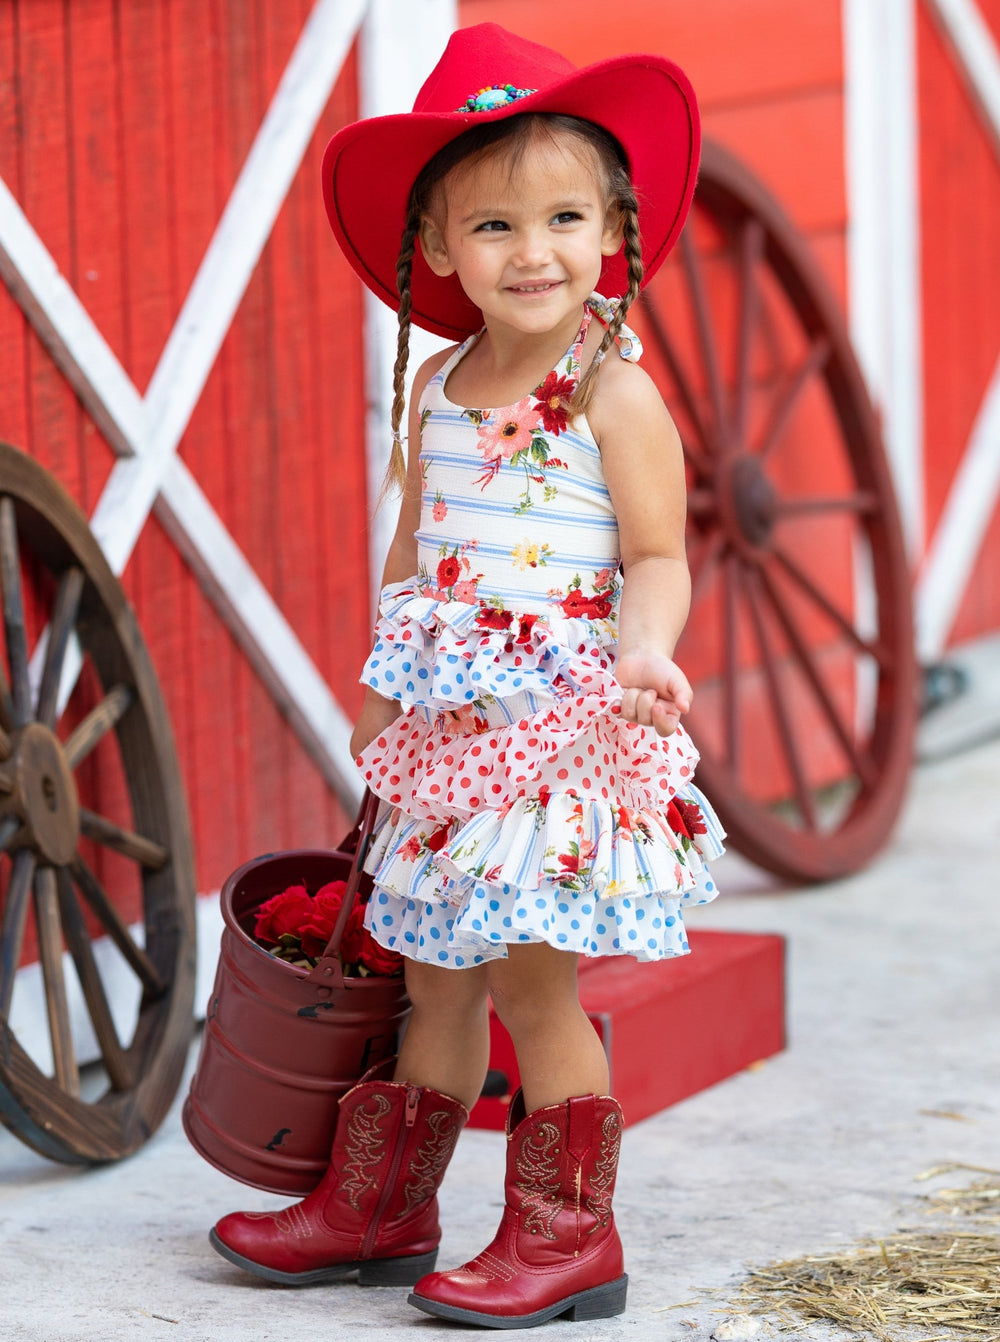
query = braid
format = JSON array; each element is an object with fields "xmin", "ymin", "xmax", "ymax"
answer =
[
  {"xmin": 573, "ymin": 185, "xmax": 643, "ymax": 418},
  {"xmin": 378, "ymin": 204, "xmax": 420, "ymax": 506}
]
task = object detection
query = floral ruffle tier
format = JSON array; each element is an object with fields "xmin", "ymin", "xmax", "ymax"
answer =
[{"xmin": 357, "ymin": 580, "xmax": 726, "ymax": 969}]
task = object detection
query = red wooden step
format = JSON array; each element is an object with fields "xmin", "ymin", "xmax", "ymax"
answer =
[{"xmin": 469, "ymin": 929, "xmax": 786, "ymax": 1129}]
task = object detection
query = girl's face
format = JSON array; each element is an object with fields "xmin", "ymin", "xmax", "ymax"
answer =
[{"xmin": 419, "ymin": 132, "xmax": 623, "ymax": 341}]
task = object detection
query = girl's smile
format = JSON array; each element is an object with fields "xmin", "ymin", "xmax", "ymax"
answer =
[{"xmin": 419, "ymin": 134, "xmax": 623, "ymax": 344}]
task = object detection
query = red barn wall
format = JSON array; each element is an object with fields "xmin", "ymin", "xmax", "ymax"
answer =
[{"xmin": 0, "ymin": 0, "xmax": 369, "ymax": 917}]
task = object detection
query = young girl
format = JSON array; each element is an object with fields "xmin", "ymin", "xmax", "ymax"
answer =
[{"xmin": 210, "ymin": 23, "xmax": 724, "ymax": 1329}]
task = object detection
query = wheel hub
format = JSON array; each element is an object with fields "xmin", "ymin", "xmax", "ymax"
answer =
[
  {"xmin": 3, "ymin": 721, "xmax": 80, "ymax": 865},
  {"xmin": 726, "ymin": 454, "xmax": 778, "ymax": 548}
]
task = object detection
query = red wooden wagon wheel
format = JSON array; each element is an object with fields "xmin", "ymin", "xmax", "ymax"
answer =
[
  {"xmin": 0, "ymin": 443, "xmax": 196, "ymax": 1162},
  {"xmin": 636, "ymin": 141, "xmax": 916, "ymax": 882}
]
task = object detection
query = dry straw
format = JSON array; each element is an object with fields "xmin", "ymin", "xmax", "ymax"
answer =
[{"xmin": 731, "ymin": 1167, "xmax": 1000, "ymax": 1341}]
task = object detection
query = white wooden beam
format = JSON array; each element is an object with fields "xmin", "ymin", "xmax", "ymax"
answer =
[
  {"xmin": 360, "ymin": 0, "xmax": 455, "ymax": 617},
  {"xmin": 89, "ymin": 0, "xmax": 371, "ymax": 576},
  {"xmin": 155, "ymin": 457, "xmax": 359, "ymax": 801},
  {"xmin": 843, "ymin": 0, "xmax": 925, "ymax": 562},
  {"xmin": 924, "ymin": 0, "xmax": 1000, "ymax": 156},
  {"xmin": 916, "ymin": 353, "xmax": 1000, "ymax": 659},
  {"xmin": 0, "ymin": 178, "xmax": 144, "ymax": 460}
]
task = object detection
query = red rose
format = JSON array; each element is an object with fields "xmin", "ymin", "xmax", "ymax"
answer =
[
  {"xmin": 341, "ymin": 903, "xmax": 404, "ymax": 975},
  {"xmin": 358, "ymin": 933, "xmax": 405, "ymax": 976},
  {"xmin": 476, "ymin": 605, "xmax": 513, "ymax": 631},
  {"xmin": 558, "ymin": 852, "xmax": 581, "ymax": 874},
  {"xmin": 437, "ymin": 555, "xmax": 462, "ymax": 588},
  {"xmin": 339, "ymin": 899, "xmax": 370, "ymax": 965},
  {"xmin": 253, "ymin": 885, "xmax": 315, "ymax": 946},
  {"xmin": 298, "ymin": 879, "xmax": 348, "ymax": 957}
]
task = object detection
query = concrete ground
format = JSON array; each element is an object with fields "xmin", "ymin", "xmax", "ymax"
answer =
[{"xmin": 2, "ymin": 723, "xmax": 999, "ymax": 1342}]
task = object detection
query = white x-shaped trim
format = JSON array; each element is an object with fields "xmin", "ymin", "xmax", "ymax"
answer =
[{"xmin": 0, "ymin": 0, "xmax": 371, "ymax": 806}]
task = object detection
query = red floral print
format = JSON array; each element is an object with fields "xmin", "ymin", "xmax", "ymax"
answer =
[
  {"xmin": 669, "ymin": 798, "xmax": 707, "ymax": 837},
  {"xmin": 425, "ymin": 822, "xmax": 452, "ymax": 853},
  {"xmin": 476, "ymin": 397, "xmax": 541, "ymax": 462},
  {"xmin": 560, "ymin": 588, "xmax": 613, "ymax": 620},
  {"xmin": 476, "ymin": 605, "xmax": 514, "ymax": 631},
  {"xmin": 437, "ymin": 555, "xmax": 462, "ymax": 588},
  {"xmin": 533, "ymin": 371, "xmax": 575, "ymax": 435},
  {"xmin": 515, "ymin": 613, "xmax": 540, "ymax": 645}
]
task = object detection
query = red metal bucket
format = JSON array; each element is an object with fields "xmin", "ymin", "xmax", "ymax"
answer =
[{"xmin": 183, "ymin": 824, "xmax": 411, "ymax": 1195}]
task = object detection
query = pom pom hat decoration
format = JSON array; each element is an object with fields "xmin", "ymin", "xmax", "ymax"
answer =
[{"xmin": 322, "ymin": 23, "xmax": 700, "ymax": 340}]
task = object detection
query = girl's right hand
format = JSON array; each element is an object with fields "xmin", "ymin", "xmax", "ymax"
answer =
[{"xmin": 350, "ymin": 691, "xmax": 402, "ymax": 760}]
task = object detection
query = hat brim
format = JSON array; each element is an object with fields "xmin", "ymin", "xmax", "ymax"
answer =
[{"xmin": 323, "ymin": 52, "xmax": 699, "ymax": 341}]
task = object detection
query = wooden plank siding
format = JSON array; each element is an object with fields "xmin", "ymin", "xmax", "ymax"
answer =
[{"xmin": 0, "ymin": 0, "xmax": 367, "ymax": 951}]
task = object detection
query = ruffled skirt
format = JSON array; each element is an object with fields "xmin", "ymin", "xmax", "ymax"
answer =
[{"xmin": 357, "ymin": 581, "xmax": 725, "ymax": 968}]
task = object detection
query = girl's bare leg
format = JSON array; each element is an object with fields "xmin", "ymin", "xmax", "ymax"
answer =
[
  {"xmin": 394, "ymin": 958, "xmax": 491, "ymax": 1111},
  {"xmin": 487, "ymin": 942, "xmax": 609, "ymax": 1112}
]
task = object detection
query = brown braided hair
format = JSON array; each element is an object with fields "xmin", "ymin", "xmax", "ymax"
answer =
[
  {"xmin": 382, "ymin": 203, "xmax": 421, "ymax": 502},
  {"xmin": 573, "ymin": 169, "xmax": 643, "ymax": 419},
  {"xmin": 380, "ymin": 113, "xmax": 643, "ymax": 498}
]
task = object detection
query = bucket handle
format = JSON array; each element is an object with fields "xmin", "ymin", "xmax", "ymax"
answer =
[{"xmin": 304, "ymin": 789, "xmax": 380, "ymax": 991}]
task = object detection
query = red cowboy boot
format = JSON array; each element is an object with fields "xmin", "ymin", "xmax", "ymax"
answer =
[
  {"xmin": 210, "ymin": 1061, "xmax": 468, "ymax": 1286},
  {"xmin": 408, "ymin": 1090, "xmax": 627, "ymax": 1327}
]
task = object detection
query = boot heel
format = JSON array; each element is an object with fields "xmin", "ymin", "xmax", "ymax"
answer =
[
  {"xmin": 565, "ymin": 1273, "xmax": 629, "ymax": 1320},
  {"xmin": 358, "ymin": 1249, "xmax": 438, "ymax": 1287}
]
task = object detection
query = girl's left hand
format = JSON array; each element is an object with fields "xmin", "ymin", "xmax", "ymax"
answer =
[{"xmin": 615, "ymin": 651, "xmax": 693, "ymax": 737}]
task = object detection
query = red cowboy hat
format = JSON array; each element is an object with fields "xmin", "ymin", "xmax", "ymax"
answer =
[{"xmin": 322, "ymin": 23, "xmax": 699, "ymax": 340}]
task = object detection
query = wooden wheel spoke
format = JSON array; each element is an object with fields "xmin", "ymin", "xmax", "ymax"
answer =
[
  {"xmin": 774, "ymin": 491, "xmax": 879, "ymax": 518},
  {"xmin": 55, "ymin": 868, "xmax": 132, "ymax": 1091},
  {"xmin": 770, "ymin": 545, "xmax": 888, "ymax": 666},
  {"xmin": 680, "ymin": 227, "xmax": 729, "ymax": 445},
  {"xmin": 0, "ymin": 667, "xmax": 13, "ymax": 737},
  {"xmin": 36, "ymin": 567, "xmax": 85, "ymax": 727},
  {"xmin": 64, "ymin": 684, "xmax": 133, "ymax": 769},
  {"xmin": 640, "ymin": 289, "xmax": 715, "ymax": 474},
  {"xmin": 756, "ymin": 336, "xmax": 831, "ymax": 462},
  {"xmin": 0, "ymin": 497, "xmax": 33, "ymax": 728},
  {"xmin": 33, "ymin": 867, "xmax": 79, "ymax": 1096},
  {"xmin": 0, "ymin": 812, "xmax": 20, "ymax": 850},
  {"xmin": 686, "ymin": 487, "xmax": 715, "ymax": 517},
  {"xmin": 78, "ymin": 807, "xmax": 169, "ymax": 869},
  {"xmin": 734, "ymin": 218, "xmax": 764, "ymax": 446},
  {"xmin": 723, "ymin": 554, "xmax": 741, "ymax": 770},
  {"xmin": 0, "ymin": 444, "xmax": 195, "ymax": 1163},
  {"xmin": 757, "ymin": 565, "xmax": 879, "ymax": 790},
  {"xmin": 0, "ymin": 849, "xmax": 38, "ymax": 1016},
  {"xmin": 744, "ymin": 569, "xmax": 818, "ymax": 829},
  {"xmin": 690, "ymin": 528, "xmax": 726, "ymax": 604},
  {"xmin": 69, "ymin": 857, "xmax": 166, "ymax": 997}
]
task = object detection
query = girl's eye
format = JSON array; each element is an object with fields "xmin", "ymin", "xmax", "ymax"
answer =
[
  {"xmin": 553, "ymin": 211, "xmax": 583, "ymax": 225},
  {"xmin": 476, "ymin": 219, "xmax": 509, "ymax": 233}
]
